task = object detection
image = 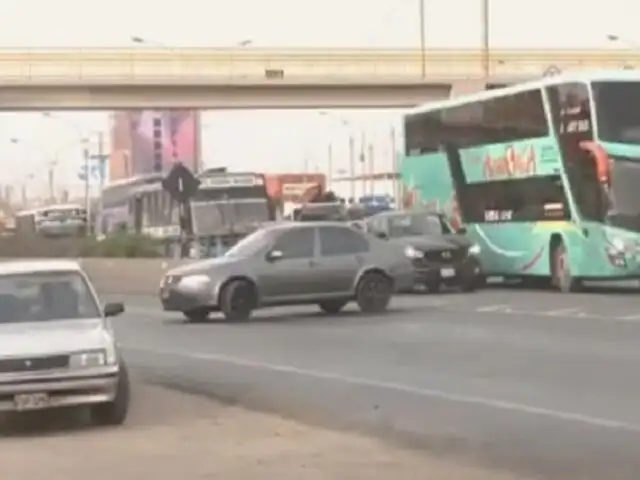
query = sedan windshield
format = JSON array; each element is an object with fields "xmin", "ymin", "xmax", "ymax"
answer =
[
  {"xmin": 388, "ymin": 213, "xmax": 451, "ymax": 237},
  {"xmin": 0, "ymin": 272, "xmax": 101, "ymax": 323}
]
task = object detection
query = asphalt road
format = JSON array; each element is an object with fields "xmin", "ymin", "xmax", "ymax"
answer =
[{"xmin": 109, "ymin": 285, "xmax": 640, "ymax": 480}]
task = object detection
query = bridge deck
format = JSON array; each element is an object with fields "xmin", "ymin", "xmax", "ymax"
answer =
[{"xmin": 0, "ymin": 48, "xmax": 637, "ymax": 85}]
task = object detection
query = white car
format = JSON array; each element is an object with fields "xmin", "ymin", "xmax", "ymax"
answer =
[{"xmin": 0, "ymin": 260, "xmax": 129, "ymax": 425}]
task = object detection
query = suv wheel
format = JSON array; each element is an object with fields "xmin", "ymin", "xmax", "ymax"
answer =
[
  {"xmin": 318, "ymin": 300, "xmax": 347, "ymax": 314},
  {"xmin": 91, "ymin": 362, "xmax": 130, "ymax": 426},
  {"xmin": 219, "ymin": 279, "xmax": 256, "ymax": 321},
  {"xmin": 355, "ymin": 272, "xmax": 392, "ymax": 313}
]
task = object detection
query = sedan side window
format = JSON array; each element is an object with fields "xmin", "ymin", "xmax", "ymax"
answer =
[
  {"xmin": 368, "ymin": 217, "xmax": 388, "ymax": 234},
  {"xmin": 272, "ymin": 228, "xmax": 315, "ymax": 259},
  {"xmin": 319, "ymin": 226, "xmax": 370, "ymax": 256}
]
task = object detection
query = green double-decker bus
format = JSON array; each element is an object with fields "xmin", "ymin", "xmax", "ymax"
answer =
[{"xmin": 401, "ymin": 70, "xmax": 640, "ymax": 292}]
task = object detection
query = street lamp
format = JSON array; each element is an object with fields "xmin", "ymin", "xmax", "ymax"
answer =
[
  {"xmin": 606, "ymin": 35, "xmax": 638, "ymax": 69},
  {"xmin": 131, "ymin": 36, "xmax": 253, "ymax": 48},
  {"xmin": 607, "ymin": 34, "xmax": 640, "ymax": 49},
  {"xmin": 130, "ymin": 36, "xmax": 166, "ymax": 47}
]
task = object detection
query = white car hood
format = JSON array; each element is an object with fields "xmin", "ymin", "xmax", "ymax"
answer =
[{"xmin": 0, "ymin": 318, "xmax": 111, "ymax": 358}]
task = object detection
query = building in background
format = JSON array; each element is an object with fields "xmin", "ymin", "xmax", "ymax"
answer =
[{"xmin": 108, "ymin": 110, "xmax": 200, "ymax": 181}]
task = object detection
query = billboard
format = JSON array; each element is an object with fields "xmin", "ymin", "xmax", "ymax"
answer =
[{"xmin": 109, "ymin": 110, "xmax": 199, "ymax": 181}]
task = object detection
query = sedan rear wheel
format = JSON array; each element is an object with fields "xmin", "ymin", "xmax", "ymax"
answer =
[{"xmin": 355, "ymin": 272, "xmax": 392, "ymax": 313}]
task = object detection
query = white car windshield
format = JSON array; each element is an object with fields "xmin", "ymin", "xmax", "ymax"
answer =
[{"xmin": 0, "ymin": 272, "xmax": 101, "ymax": 323}]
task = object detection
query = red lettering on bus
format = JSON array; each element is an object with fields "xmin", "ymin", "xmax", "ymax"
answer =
[{"xmin": 482, "ymin": 146, "xmax": 536, "ymax": 180}]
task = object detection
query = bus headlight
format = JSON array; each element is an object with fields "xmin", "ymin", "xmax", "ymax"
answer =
[
  {"xmin": 468, "ymin": 244, "xmax": 481, "ymax": 255},
  {"xmin": 612, "ymin": 238, "xmax": 625, "ymax": 252},
  {"xmin": 404, "ymin": 245, "xmax": 424, "ymax": 259}
]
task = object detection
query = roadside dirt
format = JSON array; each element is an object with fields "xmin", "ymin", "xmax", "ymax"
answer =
[{"xmin": 1, "ymin": 382, "xmax": 526, "ymax": 480}]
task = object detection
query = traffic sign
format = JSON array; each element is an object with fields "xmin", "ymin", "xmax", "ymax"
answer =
[
  {"xmin": 162, "ymin": 162, "xmax": 200, "ymax": 202},
  {"xmin": 77, "ymin": 154, "xmax": 108, "ymax": 182}
]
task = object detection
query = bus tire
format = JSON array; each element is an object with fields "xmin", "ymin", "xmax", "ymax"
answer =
[{"xmin": 551, "ymin": 242, "xmax": 582, "ymax": 293}]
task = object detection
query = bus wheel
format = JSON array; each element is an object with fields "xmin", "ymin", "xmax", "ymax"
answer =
[{"xmin": 551, "ymin": 243, "xmax": 582, "ymax": 293}]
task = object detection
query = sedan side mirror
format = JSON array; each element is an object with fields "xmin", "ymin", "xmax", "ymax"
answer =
[
  {"xmin": 266, "ymin": 249, "xmax": 284, "ymax": 262},
  {"xmin": 103, "ymin": 302, "xmax": 125, "ymax": 317}
]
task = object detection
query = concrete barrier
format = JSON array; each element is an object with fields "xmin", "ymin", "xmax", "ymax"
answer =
[{"xmin": 79, "ymin": 258, "xmax": 192, "ymax": 295}]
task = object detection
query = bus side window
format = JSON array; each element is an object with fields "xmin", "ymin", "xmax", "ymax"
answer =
[{"xmin": 405, "ymin": 111, "xmax": 442, "ymax": 155}]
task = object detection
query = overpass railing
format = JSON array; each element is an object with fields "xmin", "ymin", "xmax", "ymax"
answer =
[{"xmin": 0, "ymin": 48, "xmax": 638, "ymax": 84}]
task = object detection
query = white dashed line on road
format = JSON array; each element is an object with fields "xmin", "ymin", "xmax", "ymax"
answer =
[{"xmin": 124, "ymin": 344, "xmax": 640, "ymax": 434}]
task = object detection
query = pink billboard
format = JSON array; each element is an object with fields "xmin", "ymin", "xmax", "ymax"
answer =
[{"xmin": 109, "ymin": 110, "xmax": 200, "ymax": 181}]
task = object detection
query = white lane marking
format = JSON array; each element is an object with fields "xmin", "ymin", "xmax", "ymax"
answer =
[
  {"xmin": 476, "ymin": 304, "xmax": 512, "ymax": 313},
  {"xmin": 123, "ymin": 306, "xmax": 161, "ymax": 315},
  {"xmin": 542, "ymin": 308, "xmax": 588, "ymax": 317},
  {"xmin": 440, "ymin": 304, "xmax": 640, "ymax": 323},
  {"xmin": 124, "ymin": 345, "xmax": 640, "ymax": 433}
]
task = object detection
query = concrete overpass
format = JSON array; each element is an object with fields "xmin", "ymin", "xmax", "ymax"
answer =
[{"xmin": 0, "ymin": 47, "xmax": 637, "ymax": 109}]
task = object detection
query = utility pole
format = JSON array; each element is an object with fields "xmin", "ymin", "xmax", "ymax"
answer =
[
  {"xmin": 481, "ymin": 0, "xmax": 490, "ymax": 78},
  {"xmin": 348, "ymin": 135, "xmax": 356, "ymax": 201},
  {"xmin": 48, "ymin": 157, "xmax": 55, "ymax": 203},
  {"xmin": 367, "ymin": 143, "xmax": 375, "ymax": 195},
  {"xmin": 359, "ymin": 132, "xmax": 367, "ymax": 198},
  {"xmin": 390, "ymin": 127, "xmax": 400, "ymax": 204},
  {"xmin": 83, "ymin": 144, "xmax": 91, "ymax": 235},
  {"xmin": 327, "ymin": 143, "xmax": 333, "ymax": 190},
  {"xmin": 97, "ymin": 131, "xmax": 105, "ymax": 236},
  {"xmin": 419, "ymin": 0, "xmax": 426, "ymax": 78}
]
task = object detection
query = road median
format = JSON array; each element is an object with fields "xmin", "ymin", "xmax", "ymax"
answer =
[{"xmin": 78, "ymin": 258, "xmax": 190, "ymax": 295}]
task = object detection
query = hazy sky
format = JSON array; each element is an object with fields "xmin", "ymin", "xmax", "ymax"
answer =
[{"xmin": 0, "ymin": 0, "xmax": 635, "ymax": 199}]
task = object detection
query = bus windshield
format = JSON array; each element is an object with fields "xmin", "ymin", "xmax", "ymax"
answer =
[
  {"xmin": 606, "ymin": 159, "xmax": 640, "ymax": 231},
  {"xmin": 593, "ymin": 81, "xmax": 640, "ymax": 144}
]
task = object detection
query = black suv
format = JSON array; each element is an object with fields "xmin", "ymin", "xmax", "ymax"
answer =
[{"xmin": 364, "ymin": 209, "xmax": 485, "ymax": 292}]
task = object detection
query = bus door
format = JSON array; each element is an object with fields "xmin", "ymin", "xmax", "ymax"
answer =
[
  {"xmin": 546, "ymin": 83, "xmax": 606, "ymax": 271},
  {"xmin": 440, "ymin": 142, "xmax": 469, "ymax": 229},
  {"xmin": 545, "ymin": 83, "xmax": 607, "ymax": 222}
]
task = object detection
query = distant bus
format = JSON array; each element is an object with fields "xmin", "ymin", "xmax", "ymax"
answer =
[
  {"xmin": 100, "ymin": 173, "xmax": 165, "ymax": 234},
  {"xmin": 401, "ymin": 70, "xmax": 640, "ymax": 292},
  {"xmin": 123, "ymin": 169, "xmax": 276, "ymax": 256},
  {"xmin": 15, "ymin": 203, "xmax": 87, "ymax": 237}
]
